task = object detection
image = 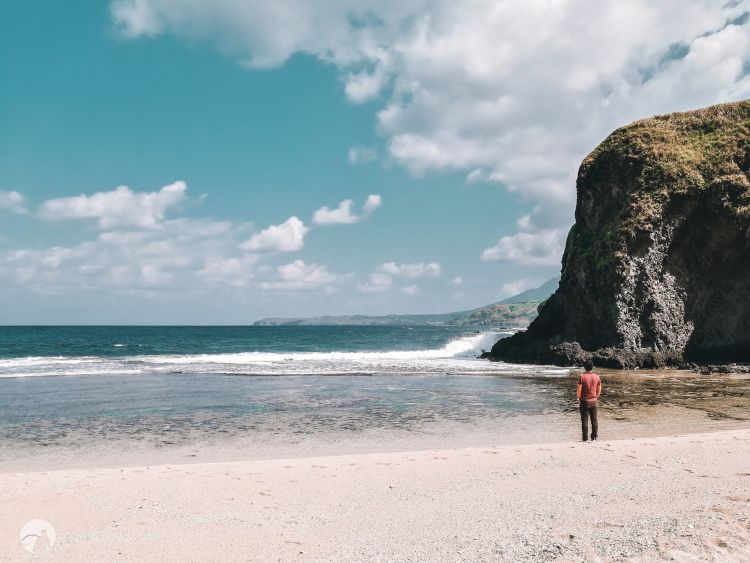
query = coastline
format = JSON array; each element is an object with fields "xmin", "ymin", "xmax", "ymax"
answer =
[{"xmin": 2, "ymin": 427, "xmax": 749, "ymax": 561}]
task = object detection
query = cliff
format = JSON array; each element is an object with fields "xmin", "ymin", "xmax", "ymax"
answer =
[{"xmin": 490, "ymin": 100, "xmax": 750, "ymax": 368}]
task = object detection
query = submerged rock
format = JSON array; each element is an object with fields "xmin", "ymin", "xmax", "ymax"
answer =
[{"xmin": 490, "ymin": 100, "xmax": 750, "ymax": 368}]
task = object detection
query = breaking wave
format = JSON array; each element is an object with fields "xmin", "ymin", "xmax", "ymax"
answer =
[{"xmin": 0, "ymin": 331, "xmax": 567, "ymax": 378}]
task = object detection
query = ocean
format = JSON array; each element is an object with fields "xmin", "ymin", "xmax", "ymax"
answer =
[
  {"xmin": 0, "ymin": 325, "xmax": 531, "ymax": 378},
  {"xmin": 1, "ymin": 326, "xmax": 748, "ymax": 470}
]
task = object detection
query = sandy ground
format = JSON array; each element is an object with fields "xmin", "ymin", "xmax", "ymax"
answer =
[{"xmin": 1, "ymin": 429, "xmax": 749, "ymax": 562}]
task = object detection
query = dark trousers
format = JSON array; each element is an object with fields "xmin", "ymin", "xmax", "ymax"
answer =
[{"xmin": 579, "ymin": 402, "xmax": 598, "ymax": 440}]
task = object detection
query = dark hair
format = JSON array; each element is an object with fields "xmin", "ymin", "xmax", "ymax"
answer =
[{"xmin": 583, "ymin": 359, "xmax": 594, "ymax": 372}]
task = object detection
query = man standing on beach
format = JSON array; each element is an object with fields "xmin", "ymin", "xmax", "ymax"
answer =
[{"xmin": 577, "ymin": 359, "xmax": 601, "ymax": 441}]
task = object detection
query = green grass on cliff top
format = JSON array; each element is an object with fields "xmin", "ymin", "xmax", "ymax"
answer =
[
  {"xmin": 582, "ymin": 100, "xmax": 750, "ymax": 237},
  {"xmin": 588, "ymin": 99, "xmax": 750, "ymax": 195}
]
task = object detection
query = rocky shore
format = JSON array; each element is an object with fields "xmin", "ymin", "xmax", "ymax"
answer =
[{"xmin": 490, "ymin": 100, "xmax": 750, "ymax": 368}]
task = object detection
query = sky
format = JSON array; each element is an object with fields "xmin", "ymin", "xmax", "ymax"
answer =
[{"xmin": 2, "ymin": 1, "xmax": 750, "ymax": 324}]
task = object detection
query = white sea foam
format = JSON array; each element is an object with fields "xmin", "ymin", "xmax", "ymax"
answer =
[
  {"xmin": 0, "ymin": 331, "xmax": 569, "ymax": 378},
  {"xmin": 144, "ymin": 330, "xmax": 506, "ymax": 364}
]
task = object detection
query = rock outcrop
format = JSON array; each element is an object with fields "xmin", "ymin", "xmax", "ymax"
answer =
[{"xmin": 490, "ymin": 100, "xmax": 750, "ymax": 368}]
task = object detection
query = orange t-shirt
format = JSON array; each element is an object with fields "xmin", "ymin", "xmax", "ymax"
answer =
[{"xmin": 578, "ymin": 372, "xmax": 600, "ymax": 406}]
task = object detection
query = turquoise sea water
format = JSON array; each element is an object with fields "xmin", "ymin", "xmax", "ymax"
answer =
[
  {"xmin": 1, "ymin": 326, "xmax": 748, "ymax": 469},
  {"xmin": 0, "ymin": 325, "xmax": 496, "ymax": 358}
]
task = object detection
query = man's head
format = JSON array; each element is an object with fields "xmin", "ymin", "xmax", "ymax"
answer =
[{"xmin": 583, "ymin": 359, "xmax": 594, "ymax": 372}]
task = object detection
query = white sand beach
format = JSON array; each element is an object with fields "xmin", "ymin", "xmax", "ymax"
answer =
[{"xmin": 2, "ymin": 428, "xmax": 749, "ymax": 561}]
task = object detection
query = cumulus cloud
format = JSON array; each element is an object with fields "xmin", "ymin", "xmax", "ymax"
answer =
[
  {"xmin": 259, "ymin": 259, "xmax": 341, "ymax": 291},
  {"xmin": 112, "ymin": 0, "xmax": 750, "ymax": 265},
  {"xmin": 112, "ymin": 0, "xmax": 422, "ymax": 68},
  {"xmin": 358, "ymin": 260, "xmax": 439, "ymax": 293},
  {"xmin": 465, "ymin": 169, "xmax": 488, "ymax": 185},
  {"xmin": 0, "ymin": 191, "xmax": 27, "ymax": 214},
  {"xmin": 357, "ymin": 272, "xmax": 393, "ymax": 293},
  {"xmin": 481, "ymin": 229, "xmax": 566, "ymax": 266},
  {"xmin": 312, "ymin": 200, "xmax": 358, "ymax": 225},
  {"xmin": 362, "ymin": 194, "xmax": 382, "ymax": 214},
  {"xmin": 2, "ymin": 182, "xmax": 356, "ymax": 301},
  {"xmin": 111, "ymin": 0, "xmax": 163, "ymax": 37},
  {"xmin": 38, "ymin": 181, "xmax": 186, "ymax": 229},
  {"xmin": 0, "ymin": 209, "xmax": 347, "ymax": 296},
  {"xmin": 198, "ymin": 255, "xmax": 259, "ymax": 287},
  {"xmin": 312, "ymin": 194, "xmax": 382, "ymax": 225},
  {"xmin": 347, "ymin": 145, "xmax": 378, "ymax": 164},
  {"xmin": 345, "ymin": 67, "xmax": 388, "ymax": 102},
  {"xmin": 381, "ymin": 261, "xmax": 441, "ymax": 278},
  {"xmin": 240, "ymin": 216, "xmax": 309, "ymax": 252},
  {"xmin": 401, "ymin": 284, "xmax": 419, "ymax": 295},
  {"xmin": 0, "ymin": 217, "xmax": 237, "ymax": 291}
]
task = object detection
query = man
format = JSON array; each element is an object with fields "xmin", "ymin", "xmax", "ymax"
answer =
[{"xmin": 577, "ymin": 359, "xmax": 601, "ymax": 441}]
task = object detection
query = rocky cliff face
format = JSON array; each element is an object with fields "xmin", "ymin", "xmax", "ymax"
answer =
[{"xmin": 490, "ymin": 100, "xmax": 750, "ymax": 368}]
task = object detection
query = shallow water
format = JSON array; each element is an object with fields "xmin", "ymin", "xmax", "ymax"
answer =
[
  {"xmin": 2, "ymin": 369, "xmax": 749, "ymax": 471},
  {"xmin": 1, "ymin": 326, "xmax": 748, "ymax": 471}
]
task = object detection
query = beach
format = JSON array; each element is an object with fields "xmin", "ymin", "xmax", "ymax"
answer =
[
  {"xmin": 7, "ymin": 2, "xmax": 750, "ymax": 561},
  {"xmin": 2, "ymin": 428, "xmax": 749, "ymax": 561},
  {"xmin": 3, "ymin": 327, "xmax": 750, "ymax": 561}
]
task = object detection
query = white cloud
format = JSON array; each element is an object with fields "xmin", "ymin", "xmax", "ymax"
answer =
[
  {"xmin": 240, "ymin": 216, "xmax": 309, "ymax": 252},
  {"xmin": 357, "ymin": 272, "xmax": 393, "ymax": 293},
  {"xmin": 312, "ymin": 195, "xmax": 382, "ymax": 225},
  {"xmin": 358, "ymin": 260, "xmax": 440, "ymax": 293},
  {"xmin": 1, "ymin": 183, "xmax": 359, "ymax": 304},
  {"xmin": 0, "ymin": 210, "xmax": 351, "ymax": 297},
  {"xmin": 112, "ymin": 0, "xmax": 422, "ymax": 68},
  {"xmin": 345, "ymin": 67, "xmax": 388, "ymax": 102},
  {"xmin": 0, "ymin": 217, "xmax": 239, "ymax": 291},
  {"xmin": 259, "ymin": 259, "xmax": 341, "ymax": 291},
  {"xmin": 198, "ymin": 255, "xmax": 259, "ymax": 287},
  {"xmin": 111, "ymin": 0, "xmax": 162, "ymax": 37},
  {"xmin": 312, "ymin": 199, "xmax": 358, "ymax": 225},
  {"xmin": 140, "ymin": 264, "xmax": 173, "ymax": 286},
  {"xmin": 481, "ymin": 229, "xmax": 566, "ymax": 266},
  {"xmin": 452, "ymin": 276, "xmax": 463, "ymax": 285},
  {"xmin": 38, "ymin": 181, "xmax": 187, "ymax": 229},
  {"xmin": 362, "ymin": 194, "xmax": 382, "ymax": 214},
  {"xmin": 465, "ymin": 169, "xmax": 488, "ymax": 185},
  {"xmin": 348, "ymin": 145, "xmax": 378, "ymax": 164},
  {"xmin": 112, "ymin": 0, "xmax": 750, "ymax": 261},
  {"xmin": 381, "ymin": 261, "xmax": 441, "ymax": 278},
  {"xmin": 0, "ymin": 191, "xmax": 27, "ymax": 214}
]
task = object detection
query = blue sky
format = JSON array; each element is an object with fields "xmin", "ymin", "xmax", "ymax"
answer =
[{"xmin": 2, "ymin": 0, "xmax": 750, "ymax": 324}]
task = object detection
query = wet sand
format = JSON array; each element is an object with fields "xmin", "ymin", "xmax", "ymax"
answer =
[{"xmin": 1, "ymin": 428, "xmax": 749, "ymax": 561}]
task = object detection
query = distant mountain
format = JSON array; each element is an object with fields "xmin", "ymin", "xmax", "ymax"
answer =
[
  {"xmin": 253, "ymin": 277, "xmax": 559, "ymax": 327},
  {"xmin": 498, "ymin": 277, "xmax": 560, "ymax": 304}
]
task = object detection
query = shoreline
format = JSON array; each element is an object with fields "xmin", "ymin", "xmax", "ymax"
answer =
[
  {"xmin": 3, "ymin": 399, "xmax": 749, "ymax": 474},
  {"xmin": 2, "ymin": 428, "xmax": 749, "ymax": 561}
]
